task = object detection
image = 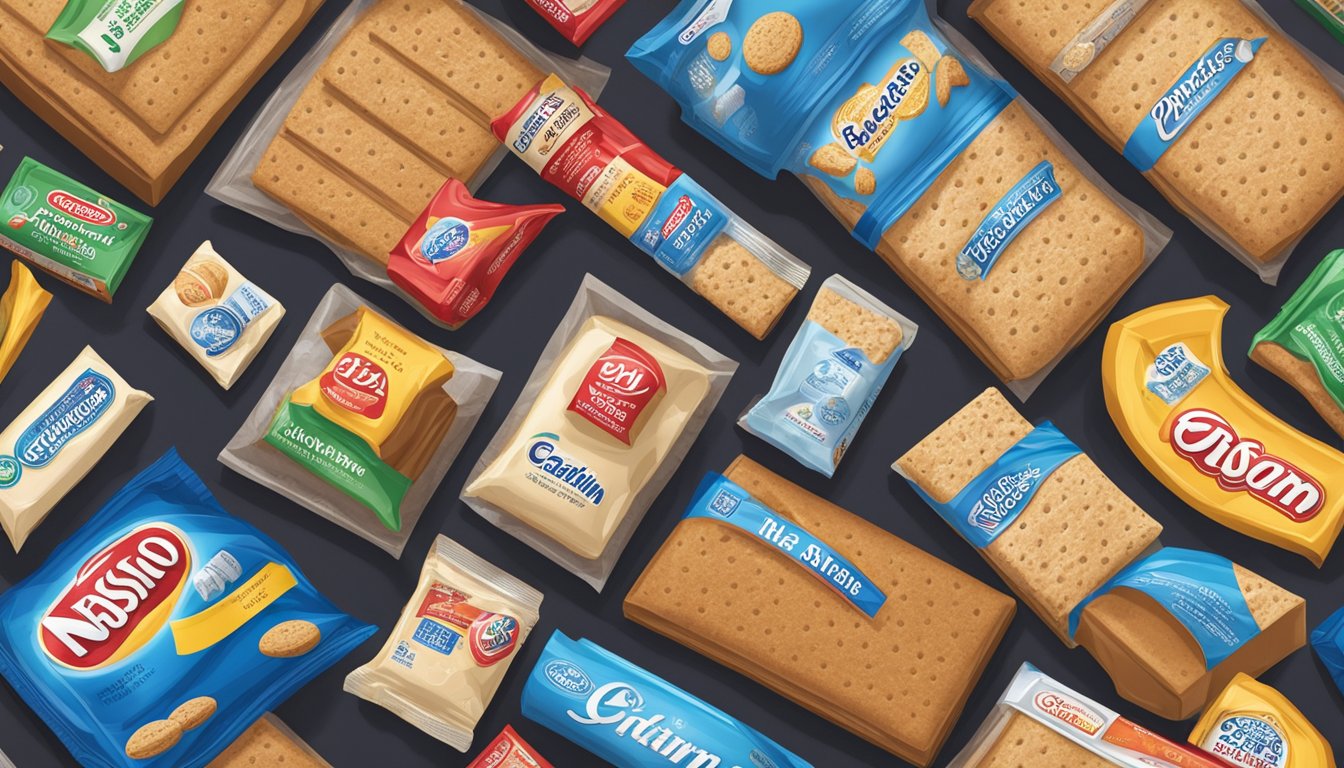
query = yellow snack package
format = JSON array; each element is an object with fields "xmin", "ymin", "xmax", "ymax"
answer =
[
  {"xmin": 0, "ymin": 260, "xmax": 52, "ymax": 384},
  {"xmin": 1190, "ymin": 673, "xmax": 1335, "ymax": 768}
]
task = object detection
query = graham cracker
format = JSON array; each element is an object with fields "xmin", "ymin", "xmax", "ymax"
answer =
[
  {"xmin": 1075, "ymin": 562, "xmax": 1305, "ymax": 720},
  {"xmin": 208, "ymin": 715, "xmax": 329, "ymax": 767},
  {"xmin": 969, "ymin": 0, "xmax": 1344, "ymax": 263},
  {"xmin": 807, "ymin": 287, "xmax": 904, "ymax": 364},
  {"xmin": 624, "ymin": 455, "xmax": 1015, "ymax": 766},
  {"xmin": 0, "ymin": 0, "xmax": 322, "ymax": 204},
  {"xmin": 806, "ymin": 102, "xmax": 1146, "ymax": 382},
  {"xmin": 1251, "ymin": 341, "xmax": 1344, "ymax": 439},
  {"xmin": 973, "ymin": 713, "xmax": 1114, "ymax": 768},
  {"xmin": 897, "ymin": 388, "xmax": 1161, "ymax": 641},
  {"xmin": 690, "ymin": 235, "xmax": 799, "ymax": 341}
]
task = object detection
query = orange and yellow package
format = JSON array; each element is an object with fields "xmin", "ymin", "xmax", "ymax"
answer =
[{"xmin": 0, "ymin": 260, "xmax": 52, "ymax": 384}]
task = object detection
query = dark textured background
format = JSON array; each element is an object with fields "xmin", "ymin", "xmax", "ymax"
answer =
[{"xmin": 0, "ymin": 1, "xmax": 1342, "ymax": 766}]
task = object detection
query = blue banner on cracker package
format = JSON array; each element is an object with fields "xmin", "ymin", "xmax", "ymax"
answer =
[
  {"xmin": 685, "ymin": 474, "xmax": 887, "ymax": 617},
  {"xmin": 522, "ymin": 632, "xmax": 814, "ymax": 768},
  {"xmin": 957, "ymin": 161, "xmax": 1060, "ymax": 280},
  {"xmin": 1311, "ymin": 604, "xmax": 1344, "ymax": 699},
  {"xmin": 629, "ymin": 0, "xmax": 1014, "ymax": 249},
  {"xmin": 1069, "ymin": 548, "xmax": 1260, "ymax": 669},
  {"xmin": 0, "ymin": 449, "xmax": 376, "ymax": 768},
  {"xmin": 905, "ymin": 423, "xmax": 1081, "ymax": 549}
]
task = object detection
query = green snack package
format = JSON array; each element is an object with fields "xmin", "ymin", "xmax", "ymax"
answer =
[
  {"xmin": 1251, "ymin": 249, "xmax": 1344, "ymax": 437},
  {"xmin": 46, "ymin": 0, "xmax": 185, "ymax": 73},
  {"xmin": 0, "ymin": 156, "xmax": 152, "ymax": 302},
  {"xmin": 1295, "ymin": 0, "xmax": 1344, "ymax": 44}
]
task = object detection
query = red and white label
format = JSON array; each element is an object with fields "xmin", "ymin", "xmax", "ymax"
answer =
[
  {"xmin": 469, "ymin": 726, "xmax": 552, "ymax": 768},
  {"xmin": 46, "ymin": 191, "xmax": 115, "ymax": 226},
  {"xmin": 1169, "ymin": 408, "xmax": 1324, "ymax": 522},
  {"xmin": 40, "ymin": 525, "xmax": 190, "ymax": 669},
  {"xmin": 1033, "ymin": 691, "xmax": 1106, "ymax": 736},
  {"xmin": 661, "ymin": 196, "xmax": 694, "ymax": 239},
  {"xmin": 568, "ymin": 338, "xmax": 665, "ymax": 444},
  {"xmin": 321, "ymin": 353, "xmax": 388, "ymax": 419}
]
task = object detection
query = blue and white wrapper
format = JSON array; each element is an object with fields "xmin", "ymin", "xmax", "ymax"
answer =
[
  {"xmin": 957, "ymin": 161, "xmax": 1061, "ymax": 280},
  {"xmin": 685, "ymin": 473, "xmax": 887, "ymax": 617},
  {"xmin": 740, "ymin": 275, "xmax": 915, "ymax": 477},
  {"xmin": 523, "ymin": 632, "xmax": 813, "ymax": 768}
]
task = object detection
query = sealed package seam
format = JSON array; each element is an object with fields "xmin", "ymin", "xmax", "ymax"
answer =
[
  {"xmin": 0, "ymin": 449, "xmax": 376, "ymax": 768},
  {"xmin": 462, "ymin": 273, "xmax": 737, "ymax": 591},
  {"xmin": 220, "ymin": 284, "xmax": 501, "ymax": 558},
  {"xmin": 967, "ymin": 0, "xmax": 1344, "ymax": 282},
  {"xmin": 206, "ymin": 0, "xmax": 609, "ymax": 328},
  {"xmin": 628, "ymin": 0, "xmax": 1170, "ymax": 397}
]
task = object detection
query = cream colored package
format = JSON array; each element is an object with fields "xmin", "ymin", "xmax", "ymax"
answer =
[
  {"xmin": 462, "ymin": 274, "xmax": 737, "ymax": 591},
  {"xmin": 0, "ymin": 346, "xmax": 152, "ymax": 551},
  {"xmin": 344, "ymin": 536, "xmax": 541, "ymax": 752},
  {"xmin": 148, "ymin": 241, "xmax": 285, "ymax": 390}
]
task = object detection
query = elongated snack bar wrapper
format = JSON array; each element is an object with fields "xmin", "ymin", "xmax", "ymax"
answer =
[
  {"xmin": 948, "ymin": 663, "xmax": 1229, "ymax": 768},
  {"xmin": 46, "ymin": 0, "xmax": 186, "ymax": 72},
  {"xmin": 968, "ymin": 0, "xmax": 1344, "ymax": 282},
  {"xmin": 492, "ymin": 74, "xmax": 810, "ymax": 340},
  {"xmin": 0, "ymin": 157, "xmax": 152, "ymax": 301},
  {"xmin": 0, "ymin": 345, "xmax": 151, "ymax": 551},
  {"xmin": 0, "ymin": 449, "xmax": 376, "ymax": 768},
  {"xmin": 1251, "ymin": 249, "xmax": 1344, "ymax": 440},
  {"xmin": 387, "ymin": 179, "xmax": 564, "ymax": 329},
  {"xmin": 525, "ymin": 0, "xmax": 627, "ymax": 46},
  {"xmin": 148, "ymin": 241, "xmax": 285, "ymax": 390},
  {"xmin": 1189, "ymin": 673, "xmax": 1336, "ymax": 767},
  {"xmin": 522, "ymin": 632, "xmax": 814, "ymax": 768},
  {"xmin": 462, "ymin": 274, "xmax": 735, "ymax": 590},
  {"xmin": 741, "ymin": 275, "xmax": 915, "ymax": 476},
  {"xmin": 345, "ymin": 536, "xmax": 542, "ymax": 752},
  {"xmin": 629, "ymin": 0, "xmax": 1169, "ymax": 395},
  {"xmin": 1105, "ymin": 296, "xmax": 1344, "ymax": 566},
  {"xmin": 468, "ymin": 725, "xmax": 554, "ymax": 768},
  {"xmin": 0, "ymin": 260, "xmax": 52, "ymax": 384}
]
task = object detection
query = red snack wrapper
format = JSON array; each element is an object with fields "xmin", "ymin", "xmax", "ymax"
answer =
[
  {"xmin": 524, "ymin": 0, "xmax": 627, "ymax": 46},
  {"xmin": 387, "ymin": 179, "xmax": 563, "ymax": 328},
  {"xmin": 468, "ymin": 725, "xmax": 554, "ymax": 768}
]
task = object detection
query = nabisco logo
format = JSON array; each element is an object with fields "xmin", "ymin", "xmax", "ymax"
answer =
[
  {"xmin": 661, "ymin": 196, "xmax": 694, "ymax": 240},
  {"xmin": 321, "ymin": 352, "xmax": 388, "ymax": 419},
  {"xmin": 39, "ymin": 525, "xmax": 191, "ymax": 670},
  {"xmin": 1033, "ymin": 691, "xmax": 1106, "ymax": 736},
  {"xmin": 1169, "ymin": 409, "xmax": 1324, "ymax": 522},
  {"xmin": 46, "ymin": 191, "xmax": 115, "ymax": 226}
]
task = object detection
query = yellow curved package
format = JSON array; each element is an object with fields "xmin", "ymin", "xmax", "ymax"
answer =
[
  {"xmin": 1103, "ymin": 297, "xmax": 1344, "ymax": 566},
  {"xmin": 0, "ymin": 260, "xmax": 52, "ymax": 385},
  {"xmin": 1190, "ymin": 673, "xmax": 1335, "ymax": 768}
]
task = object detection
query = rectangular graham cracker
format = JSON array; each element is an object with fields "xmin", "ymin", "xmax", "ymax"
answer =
[
  {"xmin": 1075, "ymin": 563, "xmax": 1305, "ymax": 720},
  {"xmin": 897, "ymin": 388, "xmax": 1161, "ymax": 642},
  {"xmin": 689, "ymin": 235, "xmax": 799, "ymax": 340},
  {"xmin": 0, "ymin": 0, "xmax": 323, "ymax": 204},
  {"xmin": 968, "ymin": 0, "xmax": 1344, "ymax": 264},
  {"xmin": 252, "ymin": 0, "xmax": 538, "ymax": 266},
  {"xmin": 972, "ymin": 713, "xmax": 1116, "ymax": 768},
  {"xmin": 805, "ymin": 102, "xmax": 1147, "ymax": 382},
  {"xmin": 208, "ymin": 715, "xmax": 331, "ymax": 767},
  {"xmin": 807, "ymin": 287, "xmax": 904, "ymax": 364},
  {"xmin": 624, "ymin": 456, "xmax": 1016, "ymax": 766},
  {"xmin": 1251, "ymin": 341, "xmax": 1344, "ymax": 439}
]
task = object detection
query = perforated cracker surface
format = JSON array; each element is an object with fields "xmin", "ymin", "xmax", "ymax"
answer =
[
  {"xmin": 207, "ymin": 717, "xmax": 326, "ymax": 767},
  {"xmin": 807, "ymin": 288, "xmax": 904, "ymax": 364},
  {"xmin": 975, "ymin": 713, "xmax": 1115, "ymax": 767},
  {"xmin": 690, "ymin": 236, "xmax": 798, "ymax": 340}
]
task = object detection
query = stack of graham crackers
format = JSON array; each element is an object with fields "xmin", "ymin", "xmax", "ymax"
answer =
[
  {"xmin": 807, "ymin": 102, "xmax": 1149, "ymax": 386},
  {"xmin": 0, "ymin": 0, "xmax": 324, "ymax": 204},
  {"xmin": 969, "ymin": 0, "xmax": 1344, "ymax": 269},
  {"xmin": 898, "ymin": 388, "xmax": 1306, "ymax": 720},
  {"xmin": 624, "ymin": 456, "xmax": 1015, "ymax": 767},
  {"xmin": 251, "ymin": 0, "xmax": 535, "ymax": 264}
]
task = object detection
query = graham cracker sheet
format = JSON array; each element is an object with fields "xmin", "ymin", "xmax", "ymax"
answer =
[
  {"xmin": 624, "ymin": 455, "xmax": 1016, "ymax": 767},
  {"xmin": 0, "ymin": 0, "xmax": 325, "ymax": 204},
  {"xmin": 208, "ymin": 0, "xmax": 609, "ymax": 327},
  {"xmin": 968, "ymin": 0, "xmax": 1344, "ymax": 282}
]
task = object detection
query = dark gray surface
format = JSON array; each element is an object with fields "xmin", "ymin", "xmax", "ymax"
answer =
[{"xmin": 0, "ymin": 1, "xmax": 1342, "ymax": 766}]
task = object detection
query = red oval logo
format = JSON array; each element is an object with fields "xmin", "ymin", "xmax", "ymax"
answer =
[
  {"xmin": 39, "ymin": 525, "xmax": 191, "ymax": 669},
  {"xmin": 660, "ymin": 195, "xmax": 694, "ymax": 239},
  {"xmin": 320, "ymin": 352, "xmax": 389, "ymax": 419},
  {"xmin": 46, "ymin": 190, "xmax": 116, "ymax": 226}
]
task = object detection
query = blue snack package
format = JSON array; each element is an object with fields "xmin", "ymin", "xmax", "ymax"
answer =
[
  {"xmin": 740, "ymin": 275, "xmax": 915, "ymax": 476},
  {"xmin": 523, "ymin": 631, "xmax": 813, "ymax": 767},
  {"xmin": 1312, "ymin": 605, "xmax": 1344, "ymax": 697},
  {"xmin": 0, "ymin": 449, "xmax": 376, "ymax": 768}
]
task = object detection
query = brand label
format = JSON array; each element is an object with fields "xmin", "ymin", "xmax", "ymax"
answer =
[
  {"xmin": 527, "ymin": 434, "xmax": 605, "ymax": 506},
  {"xmin": 568, "ymin": 338, "xmax": 666, "ymax": 445},
  {"xmin": 514, "ymin": 93, "xmax": 575, "ymax": 156},
  {"xmin": 1170, "ymin": 409, "xmax": 1323, "ymax": 522},
  {"xmin": 189, "ymin": 283, "xmax": 271, "ymax": 358},
  {"xmin": 420, "ymin": 218, "xmax": 472, "ymax": 264},
  {"xmin": 469, "ymin": 614, "xmax": 521, "ymax": 667},
  {"xmin": 544, "ymin": 659, "xmax": 593, "ymax": 695},
  {"xmin": 14, "ymin": 369, "xmax": 115, "ymax": 470},
  {"xmin": 969, "ymin": 466, "xmax": 1044, "ymax": 534},
  {"xmin": 1033, "ymin": 690, "xmax": 1107, "ymax": 736},
  {"xmin": 631, "ymin": 175, "xmax": 728, "ymax": 278},
  {"xmin": 567, "ymin": 681, "xmax": 723, "ymax": 767},
  {"xmin": 957, "ymin": 161, "xmax": 1060, "ymax": 280},
  {"xmin": 833, "ymin": 59, "xmax": 925, "ymax": 160},
  {"xmin": 1204, "ymin": 714, "xmax": 1289, "ymax": 768},
  {"xmin": 1146, "ymin": 342, "xmax": 1210, "ymax": 405},
  {"xmin": 39, "ymin": 525, "xmax": 191, "ymax": 669},
  {"xmin": 46, "ymin": 191, "xmax": 115, "ymax": 226},
  {"xmin": 320, "ymin": 353, "xmax": 388, "ymax": 420},
  {"xmin": 678, "ymin": 0, "xmax": 731, "ymax": 45},
  {"xmin": 1123, "ymin": 37, "xmax": 1266, "ymax": 171}
]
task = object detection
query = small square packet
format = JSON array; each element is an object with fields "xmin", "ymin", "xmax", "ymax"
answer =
[{"xmin": 148, "ymin": 241, "xmax": 284, "ymax": 389}]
